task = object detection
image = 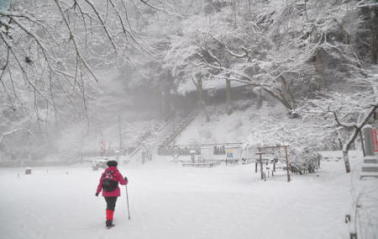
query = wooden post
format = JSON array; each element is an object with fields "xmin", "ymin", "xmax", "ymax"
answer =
[
  {"xmin": 197, "ymin": 78, "xmax": 203, "ymax": 108},
  {"xmin": 284, "ymin": 146, "xmax": 291, "ymax": 182},
  {"xmin": 196, "ymin": 77, "xmax": 210, "ymax": 122},
  {"xmin": 256, "ymin": 152, "xmax": 264, "ymax": 180},
  {"xmin": 260, "ymin": 156, "xmax": 264, "ymax": 180},
  {"xmin": 226, "ymin": 156, "xmax": 228, "ymax": 166}
]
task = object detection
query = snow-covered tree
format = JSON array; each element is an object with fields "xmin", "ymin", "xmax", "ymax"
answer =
[{"xmin": 298, "ymin": 66, "xmax": 378, "ymax": 173}]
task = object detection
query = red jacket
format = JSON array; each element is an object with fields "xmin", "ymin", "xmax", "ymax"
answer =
[{"xmin": 96, "ymin": 166, "xmax": 128, "ymax": 197}]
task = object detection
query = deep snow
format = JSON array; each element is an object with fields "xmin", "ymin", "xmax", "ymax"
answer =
[{"xmin": 0, "ymin": 153, "xmax": 373, "ymax": 239}]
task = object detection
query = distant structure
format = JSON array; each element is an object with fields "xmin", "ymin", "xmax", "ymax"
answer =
[{"xmin": 361, "ymin": 109, "xmax": 378, "ymax": 178}]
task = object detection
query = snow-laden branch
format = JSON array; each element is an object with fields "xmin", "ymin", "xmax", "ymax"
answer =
[
  {"xmin": 53, "ymin": 0, "xmax": 99, "ymax": 82},
  {"xmin": 107, "ymin": 0, "xmax": 154, "ymax": 60},
  {"xmin": 207, "ymin": 33, "xmax": 249, "ymax": 59},
  {"xmin": 0, "ymin": 128, "xmax": 31, "ymax": 145},
  {"xmin": 357, "ymin": 1, "xmax": 378, "ymax": 8},
  {"xmin": 139, "ymin": 0, "xmax": 184, "ymax": 18},
  {"xmin": 194, "ymin": 50, "xmax": 298, "ymax": 111},
  {"xmin": 82, "ymin": 0, "xmax": 118, "ymax": 53},
  {"xmin": 0, "ymin": 10, "xmax": 39, "ymax": 23},
  {"xmin": 9, "ymin": 16, "xmax": 52, "ymax": 66},
  {"xmin": 340, "ymin": 103, "xmax": 378, "ymax": 173},
  {"xmin": 0, "ymin": 31, "xmax": 49, "ymax": 103},
  {"xmin": 300, "ymin": 87, "xmax": 378, "ymax": 173},
  {"xmin": 0, "ymin": 47, "xmax": 10, "ymax": 96},
  {"xmin": 330, "ymin": 110, "xmax": 356, "ymax": 129}
]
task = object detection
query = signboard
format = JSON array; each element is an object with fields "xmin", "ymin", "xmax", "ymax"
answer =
[
  {"xmin": 225, "ymin": 147, "xmax": 242, "ymax": 160},
  {"xmin": 200, "ymin": 144, "xmax": 242, "ymax": 161}
]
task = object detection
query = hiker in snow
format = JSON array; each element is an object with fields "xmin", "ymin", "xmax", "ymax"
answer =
[{"xmin": 95, "ymin": 160, "xmax": 128, "ymax": 228}]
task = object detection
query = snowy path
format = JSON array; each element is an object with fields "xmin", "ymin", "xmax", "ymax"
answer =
[{"xmin": 0, "ymin": 158, "xmax": 352, "ymax": 239}]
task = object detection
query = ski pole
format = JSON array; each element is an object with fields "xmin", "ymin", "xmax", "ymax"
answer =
[{"xmin": 125, "ymin": 185, "xmax": 131, "ymax": 220}]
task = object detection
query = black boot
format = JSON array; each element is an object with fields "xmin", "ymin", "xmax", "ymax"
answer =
[{"xmin": 106, "ymin": 220, "xmax": 114, "ymax": 228}]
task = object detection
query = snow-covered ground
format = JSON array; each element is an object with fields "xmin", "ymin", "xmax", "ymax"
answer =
[{"xmin": 0, "ymin": 154, "xmax": 376, "ymax": 239}]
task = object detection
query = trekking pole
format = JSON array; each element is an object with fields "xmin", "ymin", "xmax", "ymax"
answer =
[{"xmin": 125, "ymin": 185, "xmax": 131, "ymax": 220}]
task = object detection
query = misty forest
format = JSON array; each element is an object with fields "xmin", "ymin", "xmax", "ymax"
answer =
[{"xmin": 0, "ymin": 0, "xmax": 378, "ymax": 239}]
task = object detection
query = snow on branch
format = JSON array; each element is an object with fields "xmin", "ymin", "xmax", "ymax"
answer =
[
  {"xmin": 82, "ymin": 0, "xmax": 118, "ymax": 52},
  {"xmin": 138, "ymin": 0, "xmax": 184, "ymax": 18},
  {"xmin": 53, "ymin": 0, "xmax": 99, "ymax": 82},
  {"xmin": 0, "ymin": 31, "xmax": 49, "ymax": 102}
]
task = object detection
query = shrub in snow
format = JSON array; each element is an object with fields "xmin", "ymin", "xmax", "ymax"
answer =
[{"xmin": 290, "ymin": 147, "xmax": 321, "ymax": 174}]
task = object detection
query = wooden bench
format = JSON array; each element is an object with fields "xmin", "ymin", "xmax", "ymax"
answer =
[
  {"xmin": 225, "ymin": 159, "xmax": 239, "ymax": 165},
  {"xmin": 182, "ymin": 161, "xmax": 220, "ymax": 168},
  {"xmin": 241, "ymin": 158, "xmax": 254, "ymax": 165}
]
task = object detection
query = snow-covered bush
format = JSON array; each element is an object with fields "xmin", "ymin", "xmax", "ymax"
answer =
[{"xmin": 289, "ymin": 147, "xmax": 321, "ymax": 174}]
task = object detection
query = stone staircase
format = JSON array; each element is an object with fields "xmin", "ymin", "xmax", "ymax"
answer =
[
  {"xmin": 127, "ymin": 110, "xmax": 198, "ymax": 159},
  {"xmin": 158, "ymin": 111, "xmax": 198, "ymax": 152},
  {"xmin": 360, "ymin": 155, "xmax": 378, "ymax": 179},
  {"xmin": 125, "ymin": 120, "xmax": 171, "ymax": 160}
]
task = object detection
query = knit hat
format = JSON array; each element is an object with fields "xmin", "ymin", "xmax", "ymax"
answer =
[{"xmin": 106, "ymin": 160, "xmax": 118, "ymax": 167}]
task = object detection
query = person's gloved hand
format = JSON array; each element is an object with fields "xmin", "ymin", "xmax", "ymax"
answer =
[
  {"xmin": 95, "ymin": 192, "xmax": 99, "ymax": 197},
  {"xmin": 124, "ymin": 176, "xmax": 128, "ymax": 181},
  {"xmin": 124, "ymin": 176, "xmax": 128, "ymax": 185}
]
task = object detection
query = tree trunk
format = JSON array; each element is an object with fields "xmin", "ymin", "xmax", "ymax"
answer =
[
  {"xmin": 312, "ymin": 48, "xmax": 327, "ymax": 88},
  {"xmin": 371, "ymin": 6, "xmax": 378, "ymax": 63},
  {"xmin": 226, "ymin": 79, "xmax": 232, "ymax": 115},
  {"xmin": 359, "ymin": 130, "xmax": 366, "ymax": 157},
  {"xmin": 333, "ymin": 105, "xmax": 378, "ymax": 174},
  {"xmin": 342, "ymin": 150, "xmax": 351, "ymax": 173},
  {"xmin": 197, "ymin": 78, "xmax": 209, "ymax": 122}
]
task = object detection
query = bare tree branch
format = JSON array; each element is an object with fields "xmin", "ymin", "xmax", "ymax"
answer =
[
  {"xmin": 139, "ymin": 0, "xmax": 184, "ymax": 18},
  {"xmin": 53, "ymin": 0, "xmax": 99, "ymax": 82},
  {"xmin": 0, "ymin": 31, "xmax": 49, "ymax": 102},
  {"xmin": 82, "ymin": 0, "xmax": 118, "ymax": 52}
]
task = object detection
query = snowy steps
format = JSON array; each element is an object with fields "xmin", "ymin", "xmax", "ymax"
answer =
[
  {"xmin": 160, "ymin": 111, "xmax": 198, "ymax": 147},
  {"xmin": 360, "ymin": 156, "xmax": 378, "ymax": 179}
]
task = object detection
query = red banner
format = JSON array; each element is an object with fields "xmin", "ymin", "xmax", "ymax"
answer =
[
  {"xmin": 100, "ymin": 140, "xmax": 106, "ymax": 154},
  {"xmin": 373, "ymin": 128, "xmax": 378, "ymax": 152}
]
